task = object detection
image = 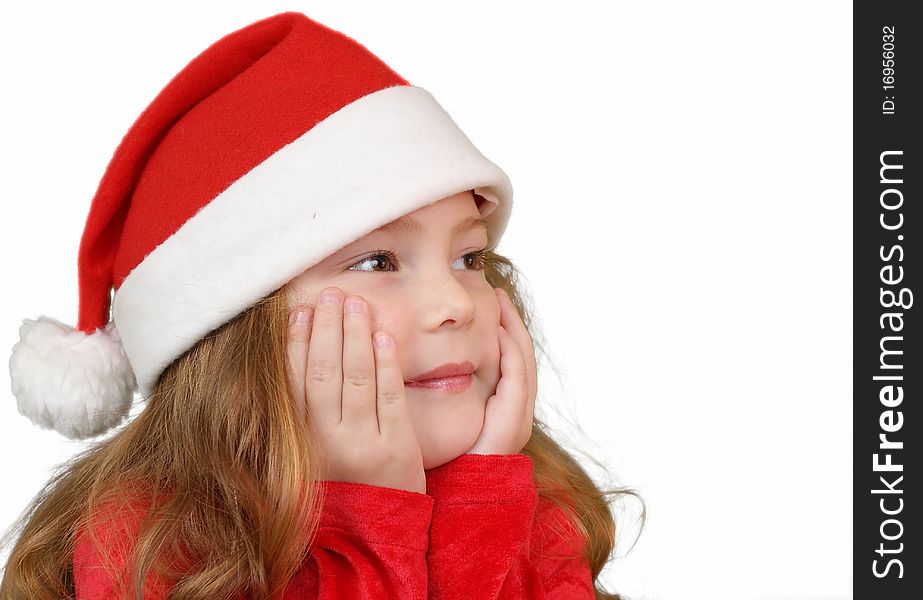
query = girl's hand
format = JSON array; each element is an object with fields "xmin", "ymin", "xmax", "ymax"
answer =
[
  {"xmin": 287, "ymin": 286, "xmax": 426, "ymax": 495},
  {"xmin": 465, "ymin": 288, "xmax": 538, "ymax": 456}
]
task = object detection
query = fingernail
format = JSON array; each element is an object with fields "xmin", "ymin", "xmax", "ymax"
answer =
[
  {"xmin": 374, "ymin": 332, "xmax": 391, "ymax": 348},
  {"xmin": 345, "ymin": 297, "xmax": 364, "ymax": 314},
  {"xmin": 289, "ymin": 310, "xmax": 308, "ymax": 326},
  {"xmin": 320, "ymin": 290, "xmax": 341, "ymax": 304}
]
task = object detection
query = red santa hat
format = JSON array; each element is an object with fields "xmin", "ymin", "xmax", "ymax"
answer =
[{"xmin": 8, "ymin": 11, "xmax": 512, "ymax": 440}]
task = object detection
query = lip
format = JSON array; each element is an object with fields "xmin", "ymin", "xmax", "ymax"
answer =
[
  {"xmin": 405, "ymin": 374, "xmax": 472, "ymax": 392},
  {"xmin": 405, "ymin": 361, "xmax": 475, "ymax": 384}
]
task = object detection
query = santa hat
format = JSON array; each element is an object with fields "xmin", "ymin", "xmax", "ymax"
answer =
[{"xmin": 8, "ymin": 11, "xmax": 512, "ymax": 440}]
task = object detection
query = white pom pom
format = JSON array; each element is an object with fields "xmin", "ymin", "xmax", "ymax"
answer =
[{"xmin": 9, "ymin": 316, "xmax": 138, "ymax": 439}]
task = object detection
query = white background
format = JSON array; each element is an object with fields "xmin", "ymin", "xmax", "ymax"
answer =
[{"xmin": 0, "ymin": 1, "xmax": 852, "ymax": 599}]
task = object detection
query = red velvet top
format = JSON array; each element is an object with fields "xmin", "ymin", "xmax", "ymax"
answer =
[{"xmin": 73, "ymin": 453, "xmax": 595, "ymax": 599}]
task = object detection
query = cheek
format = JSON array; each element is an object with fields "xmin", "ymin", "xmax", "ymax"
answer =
[
  {"xmin": 370, "ymin": 302, "xmax": 411, "ymax": 354},
  {"xmin": 475, "ymin": 308, "xmax": 502, "ymax": 387},
  {"xmin": 481, "ymin": 294, "xmax": 502, "ymax": 354},
  {"xmin": 477, "ymin": 287, "xmax": 501, "ymax": 325}
]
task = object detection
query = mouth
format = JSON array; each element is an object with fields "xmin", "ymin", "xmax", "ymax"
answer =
[{"xmin": 405, "ymin": 361, "xmax": 475, "ymax": 392}]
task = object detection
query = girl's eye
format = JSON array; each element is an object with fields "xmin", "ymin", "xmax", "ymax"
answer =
[
  {"xmin": 348, "ymin": 251, "xmax": 397, "ymax": 272},
  {"xmin": 453, "ymin": 249, "xmax": 488, "ymax": 271},
  {"xmin": 347, "ymin": 248, "xmax": 488, "ymax": 273}
]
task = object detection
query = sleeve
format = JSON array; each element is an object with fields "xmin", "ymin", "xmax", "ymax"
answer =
[
  {"xmin": 74, "ymin": 483, "xmax": 435, "ymax": 600},
  {"xmin": 424, "ymin": 453, "xmax": 595, "ymax": 599},
  {"xmin": 283, "ymin": 480, "xmax": 434, "ymax": 600}
]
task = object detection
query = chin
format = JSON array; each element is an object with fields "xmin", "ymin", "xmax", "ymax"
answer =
[
  {"xmin": 421, "ymin": 435, "xmax": 478, "ymax": 470},
  {"xmin": 419, "ymin": 420, "xmax": 484, "ymax": 470},
  {"xmin": 422, "ymin": 452, "xmax": 458, "ymax": 471},
  {"xmin": 411, "ymin": 381, "xmax": 491, "ymax": 471}
]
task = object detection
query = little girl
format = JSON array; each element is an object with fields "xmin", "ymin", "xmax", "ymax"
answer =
[{"xmin": 2, "ymin": 11, "xmax": 641, "ymax": 600}]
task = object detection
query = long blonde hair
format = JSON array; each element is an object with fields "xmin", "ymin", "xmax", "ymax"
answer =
[{"xmin": 0, "ymin": 249, "xmax": 645, "ymax": 600}]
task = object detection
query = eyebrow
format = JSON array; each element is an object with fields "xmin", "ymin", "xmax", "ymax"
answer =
[{"xmin": 374, "ymin": 215, "xmax": 489, "ymax": 238}]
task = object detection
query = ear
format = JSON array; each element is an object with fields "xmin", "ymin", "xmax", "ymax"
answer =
[{"xmin": 472, "ymin": 190, "xmax": 486, "ymax": 210}]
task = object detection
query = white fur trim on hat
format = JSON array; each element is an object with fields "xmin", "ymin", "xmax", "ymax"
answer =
[{"xmin": 9, "ymin": 317, "xmax": 137, "ymax": 439}]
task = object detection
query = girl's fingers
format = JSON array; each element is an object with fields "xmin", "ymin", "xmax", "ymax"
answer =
[
  {"xmin": 372, "ymin": 330, "xmax": 412, "ymax": 438},
  {"xmin": 305, "ymin": 288, "xmax": 345, "ymax": 426},
  {"xmin": 469, "ymin": 325, "xmax": 527, "ymax": 456},
  {"xmin": 286, "ymin": 306, "xmax": 313, "ymax": 407},
  {"xmin": 340, "ymin": 296, "xmax": 377, "ymax": 431},
  {"xmin": 493, "ymin": 323, "xmax": 529, "ymax": 423},
  {"xmin": 496, "ymin": 289, "xmax": 538, "ymax": 407}
]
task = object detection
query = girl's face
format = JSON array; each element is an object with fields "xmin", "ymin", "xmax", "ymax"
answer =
[{"xmin": 286, "ymin": 191, "xmax": 502, "ymax": 469}]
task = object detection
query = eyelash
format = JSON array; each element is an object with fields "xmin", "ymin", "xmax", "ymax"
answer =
[{"xmin": 348, "ymin": 247, "xmax": 490, "ymax": 272}]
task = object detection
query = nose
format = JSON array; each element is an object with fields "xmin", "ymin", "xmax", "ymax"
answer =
[{"xmin": 413, "ymin": 267, "xmax": 477, "ymax": 331}]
